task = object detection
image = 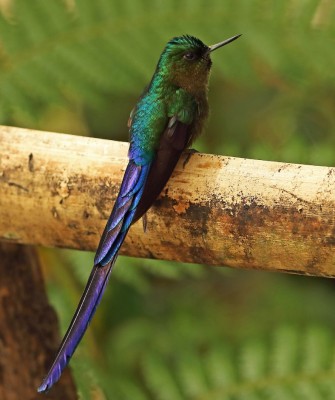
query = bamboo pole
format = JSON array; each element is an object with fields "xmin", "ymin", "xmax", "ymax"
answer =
[{"xmin": 1, "ymin": 125, "xmax": 335, "ymax": 277}]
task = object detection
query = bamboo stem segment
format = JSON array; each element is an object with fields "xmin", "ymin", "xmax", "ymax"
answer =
[{"xmin": 1, "ymin": 125, "xmax": 335, "ymax": 277}]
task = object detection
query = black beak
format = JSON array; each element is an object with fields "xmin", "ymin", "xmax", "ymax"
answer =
[{"xmin": 209, "ymin": 34, "xmax": 242, "ymax": 52}]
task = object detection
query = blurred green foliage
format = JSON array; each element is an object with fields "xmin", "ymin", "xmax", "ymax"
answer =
[{"xmin": 1, "ymin": 0, "xmax": 335, "ymax": 398}]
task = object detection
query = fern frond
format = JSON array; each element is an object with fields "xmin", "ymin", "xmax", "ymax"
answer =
[
  {"xmin": 0, "ymin": 0, "xmax": 333, "ymax": 126},
  {"xmin": 139, "ymin": 326, "xmax": 335, "ymax": 400},
  {"xmin": 142, "ymin": 352, "xmax": 184, "ymax": 400}
]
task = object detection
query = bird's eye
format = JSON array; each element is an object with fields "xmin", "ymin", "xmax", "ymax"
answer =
[{"xmin": 183, "ymin": 52, "xmax": 196, "ymax": 61}]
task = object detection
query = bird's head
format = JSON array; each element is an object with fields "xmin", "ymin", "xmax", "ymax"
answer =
[{"xmin": 156, "ymin": 34, "xmax": 241, "ymax": 95}]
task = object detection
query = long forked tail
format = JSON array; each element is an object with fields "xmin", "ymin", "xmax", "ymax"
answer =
[{"xmin": 38, "ymin": 161, "xmax": 151, "ymax": 392}]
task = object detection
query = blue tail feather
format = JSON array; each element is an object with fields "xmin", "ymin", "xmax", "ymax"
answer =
[
  {"xmin": 38, "ymin": 260, "xmax": 115, "ymax": 393},
  {"xmin": 108, "ymin": 197, "xmax": 133, "ymax": 231},
  {"xmin": 95, "ymin": 162, "xmax": 150, "ymax": 265},
  {"xmin": 38, "ymin": 160, "xmax": 151, "ymax": 393}
]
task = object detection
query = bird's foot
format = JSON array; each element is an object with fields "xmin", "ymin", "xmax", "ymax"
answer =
[{"xmin": 183, "ymin": 148, "xmax": 199, "ymax": 169}]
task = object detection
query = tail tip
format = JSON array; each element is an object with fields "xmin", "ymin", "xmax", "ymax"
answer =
[
  {"xmin": 37, "ymin": 379, "xmax": 54, "ymax": 393},
  {"xmin": 37, "ymin": 381, "xmax": 50, "ymax": 393}
]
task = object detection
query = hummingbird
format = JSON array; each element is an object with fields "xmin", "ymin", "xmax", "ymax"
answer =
[{"xmin": 38, "ymin": 33, "xmax": 241, "ymax": 392}]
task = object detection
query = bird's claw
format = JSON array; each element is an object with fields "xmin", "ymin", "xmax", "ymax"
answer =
[{"xmin": 183, "ymin": 148, "xmax": 199, "ymax": 169}]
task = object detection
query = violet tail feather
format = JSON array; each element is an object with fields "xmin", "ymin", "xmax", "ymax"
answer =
[
  {"xmin": 38, "ymin": 260, "xmax": 115, "ymax": 393},
  {"xmin": 38, "ymin": 161, "xmax": 151, "ymax": 392}
]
